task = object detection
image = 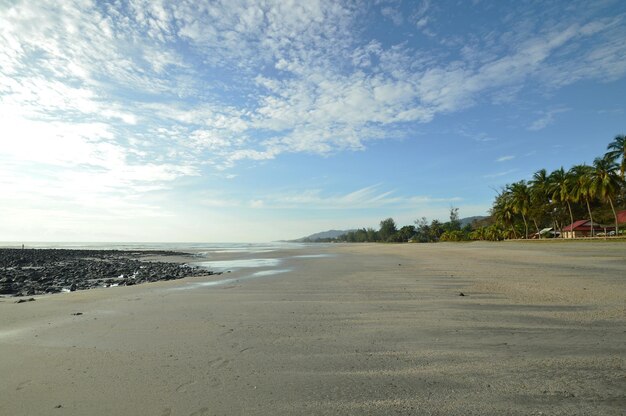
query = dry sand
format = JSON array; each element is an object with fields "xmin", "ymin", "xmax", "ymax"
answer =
[{"xmin": 1, "ymin": 241, "xmax": 624, "ymax": 415}]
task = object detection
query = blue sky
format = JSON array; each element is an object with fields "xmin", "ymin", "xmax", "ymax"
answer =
[{"xmin": 1, "ymin": 0, "xmax": 625, "ymax": 242}]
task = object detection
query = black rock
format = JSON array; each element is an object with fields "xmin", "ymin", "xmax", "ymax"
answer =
[{"xmin": 0, "ymin": 248, "xmax": 215, "ymax": 296}]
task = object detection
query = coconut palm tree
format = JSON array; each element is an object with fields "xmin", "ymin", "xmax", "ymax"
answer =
[
  {"xmin": 589, "ymin": 155, "xmax": 623, "ymax": 236},
  {"xmin": 529, "ymin": 169, "xmax": 552, "ymax": 237},
  {"xmin": 491, "ymin": 189, "xmax": 517, "ymax": 239},
  {"xmin": 485, "ymin": 224, "xmax": 504, "ymax": 241},
  {"xmin": 549, "ymin": 167, "xmax": 574, "ymax": 233},
  {"xmin": 508, "ymin": 181, "xmax": 531, "ymax": 239},
  {"xmin": 605, "ymin": 134, "xmax": 626, "ymax": 179},
  {"xmin": 569, "ymin": 164, "xmax": 596, "ymax": 236}
]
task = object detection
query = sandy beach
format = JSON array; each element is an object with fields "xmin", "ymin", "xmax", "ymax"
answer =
[{"xmin": 1, "ymin": 242, "xmax": 624, "ymax": 415}]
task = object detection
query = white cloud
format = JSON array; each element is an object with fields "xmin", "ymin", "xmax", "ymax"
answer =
[
  {"xmin": 411, "ymin": 0, "xmax": 433, "ymax": 35},
  {"xmin": 241, "ymin": 185, "xmax": 462, "ymax": 210},
  {"xmin": 483, "ymin": 169, "xmax": 518, "ymax": 179},
  {"xmin": 496, "ymin": 155, "xmax": 515, "ymax": 162},
  {"xmin": 381, "ymin": 6, "xmax": 404, "ymax": 26},
  {"xmin": 1, "ymin": 1, "xmax": 625, "ymax": 241},
  {"xmin": 3, "ymin": 0, "xmax": 624, "ymax": 171},
  {"xmin": 528, "ymin": 108, "xmax": 570, "ymax": 131}
]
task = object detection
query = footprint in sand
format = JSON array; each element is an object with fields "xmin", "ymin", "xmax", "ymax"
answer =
[
  {"xmin": 175, "ymin": 380, "xmax": 197, "ymax": 393},
  {"xmin": 16, "ymin": 380, "xmax": 32, "ymax": 391},
  {"xmin": 207, "ymin": 357, "xmax": 230, "ymax": 370}
]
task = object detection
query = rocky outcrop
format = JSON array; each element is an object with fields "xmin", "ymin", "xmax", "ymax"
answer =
[{"xmin": 0, "ymin": 249, "xmax": 216, "ymax": 296}]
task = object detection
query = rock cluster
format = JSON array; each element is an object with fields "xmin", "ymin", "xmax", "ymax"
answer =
[{"xmin": 0, "ymin": 249, "xmax": 215, "ymax": 296}]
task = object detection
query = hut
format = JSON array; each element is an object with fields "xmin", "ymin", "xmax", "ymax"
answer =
[{"xmin": 562, "ymin": 220, "xmax": 615, "ymax": 238}]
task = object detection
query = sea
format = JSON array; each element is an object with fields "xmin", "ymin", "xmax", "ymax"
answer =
[
  {"xmin": 0, "ymin": 242, "xmax": 333, "ymax": 290},
  {"xmin": 0, "ymin": 241, "xmax": 305, "ymax": 252}
]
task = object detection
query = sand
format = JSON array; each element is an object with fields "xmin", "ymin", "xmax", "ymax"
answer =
[{"xmin": 1, "ymin": 241, "xmax": 624, "ymax": 415}]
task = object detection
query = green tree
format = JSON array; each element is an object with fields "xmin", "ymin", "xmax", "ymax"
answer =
[
  {"xmin": 413, "ymin": 217, "xmax": 432, "ymax": 242},
  {"xmin": 605, "ymin": 134, "xmax": 626, "ymax": 179},
  {"xmin": 491, "ymin": 189, "xmax": 517, "ymax": 239},
  {"xmin": 570, "ymin": 164, "xmax": 596, "ymax": 236},
  {"xmin": 529, "ymin": 169, "xmax": 551, "ymax": 236},
  {"xmin": 589, "ymin": 155, "xmax": 623, "ymax": 236},
  {"xmin": 366, "ymin": 227, "xmax": 379, "ymax": 242},
  {"xmin": 447, "ymin": 207, "xmax": 461, "ymax": 231},
  {"xmin": 378, "ymin": 218, "xmax": 398, "ymax": 242},
  {"xmin": 549, "ymin": 167, "xmax": 575, "ymax": 232},
  {"xmin": 440, "ymin": 230, "xmax": 468, "ymax": 242},
  {"xmin": 485, "ymin": 224, "xmax": 504, "ymax": 241},
  {"xmin": 509, "ymin": 181, "xmax": 531, "ymax": 239},
  {"xmin": 397, "ymin": 225, "xmax": 416, "ymax": 242},
  {"xmin": 354, "ymin": 229, "xmax": 368, "ymax": 242},
  {"xmin": 469, "ymin": 227, "xmax": 486, "ymax": 241},
  {"xmin": 429, "ymin": 219, "xmax": 444, "ymax": 241}
]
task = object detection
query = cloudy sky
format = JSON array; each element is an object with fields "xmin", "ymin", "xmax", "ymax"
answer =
[{"xmin": 1, "ymin": 0, "xmax": 625, "ymax": 242}]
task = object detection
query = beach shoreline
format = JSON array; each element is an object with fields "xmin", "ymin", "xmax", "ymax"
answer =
[{"xmin": 1, "ymin": 241, "xmax": 624, "ymax": 415}]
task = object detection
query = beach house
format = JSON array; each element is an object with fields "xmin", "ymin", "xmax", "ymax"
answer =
[{"xmin": 562, "ymin": 220, "xmax": 615, "ymax": 238}]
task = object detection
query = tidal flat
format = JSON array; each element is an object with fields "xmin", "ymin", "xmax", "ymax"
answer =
[{"xmin": 1, "ymin": 242, "xmax": 624, "ymax": 415}]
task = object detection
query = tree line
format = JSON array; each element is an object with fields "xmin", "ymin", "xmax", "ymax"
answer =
[
  {"xmin": 333, "ymin": 207, "xmax": 472, "ymax": 243},
  {"xmin": 488, "ymin": 134, "xmax": 625, "ymax": 240},
  {"xmin": 313, "ymin": 135, "xmax": 625, "ymax": 243}
]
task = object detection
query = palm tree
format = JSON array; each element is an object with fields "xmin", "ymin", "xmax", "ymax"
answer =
[
  {"xmin": 549, "ymin": 167, "xmax": 574, "ymax": 233},
  {"xmin": 529, "ymin": 169, "xmax": 551, "ymax": 237},
  {"xmin": 569, "ymin": 164, "xmax": 596, "ymax": 236},
  {"xmin": 485, "ymin": 224, "xmax": 503, "ymax": 241},
  {"xmin": 509, "ymin": 181, "xmax": 531, "ymax": 239},
  {"xmin": 605, "ymin": 134, "xmax": 626, "ymax": 179},
  {"xmin": 589, "ymin": 155, "xmax": 623, "ymax": 236},
  {"xmin": 491, "ymin": 189, "xmax": 517, "ymax": 239}
]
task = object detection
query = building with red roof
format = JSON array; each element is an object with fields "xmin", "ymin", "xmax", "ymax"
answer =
[{"xmin": 562, "ymin": 220, "xmax": 615, "ymax": 239}]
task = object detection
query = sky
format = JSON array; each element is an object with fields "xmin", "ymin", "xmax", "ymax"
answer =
[{"xmin": 1, "ymin": 0, "xmax": 625, "ymax": 243}]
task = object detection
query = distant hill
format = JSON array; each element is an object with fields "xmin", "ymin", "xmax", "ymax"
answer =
[
  {"xmin": 291, "ymin": 229, "xmax": 355, "ymax": 242},
  {"xmin": 459, "ymin": 216, "xmax": 489, "ymax": 227}
]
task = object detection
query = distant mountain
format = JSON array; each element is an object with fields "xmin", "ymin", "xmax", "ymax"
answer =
[
  {"xmin": 291, "ymin": 229, "xmax": 355, "ymax": 242},
  {"xmin": 459, "ymin": 216, "xmax": 489, "ymax": 227}
]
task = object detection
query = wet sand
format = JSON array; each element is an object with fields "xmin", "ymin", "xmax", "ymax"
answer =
[{"xmin": 1, "ymin": 242, "xmax": 624, "ymax": 415}]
